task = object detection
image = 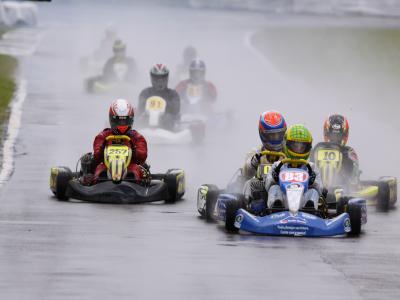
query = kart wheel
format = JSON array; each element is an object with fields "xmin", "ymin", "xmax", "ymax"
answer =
[
  {"xmin": 165, "ymin": 169, "xmax": 185, "ymax": 203},
  {"xmin": 205, "ymin": 184, "xmax": 220, "ymax": 221},
  {"xmin": 348, "ymin": 202, "xmax": 362, "ymax": 236},
  {"xmin": 378, "ymin": 177, "xmax": 397, "ymax": 210},
  {"xmin": 52, "ymin": 167, "xmax": 72, "ymax": 201},
  {"xmin": 225, "ymin": 199, "xmax": 241, "ymax": 233},
  {"xmin": 377, "ymin": 179, "xmax": 391, "ymax": 211},
  {"xmin": 190, "ymin": 121, "xmax": 206, "ymax": 144}
]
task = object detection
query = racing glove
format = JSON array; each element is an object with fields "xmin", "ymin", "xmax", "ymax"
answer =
[
  {"xmin": 250, "ymin": 153, "xmax": 261, "ymax": 169},
  {"xmin": 272, "ymin": 168, "xmax": 279, "ymax": 183},
  {"xmin": 309, "ymin": 171, "xmax": 316, "ymax": 186}
]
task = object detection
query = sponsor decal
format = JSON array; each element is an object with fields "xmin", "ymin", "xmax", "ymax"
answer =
[
  {"xmin": 277, "ymin": 225, "xmax": 309, "ymax": 236},
  {"xmin": 235, "ymin": 214, "xmax": 243, "ymax": 224},
  {"xmin": 301, "ymin": 212, "xmax": 317, "ymax": 220},
  {"xmin": 271, "ymin": 212, "xmax": 286, "ymax": 219},
  {"xmin": 344, "ymin": 218, "xmax": 351, "ymax": 233},
  {"xmin": 234, "ymin": 214, "xmax": 244, "ymax": 228},
  {"xmin": 279, "ymin": 216, "xmax": 307, "ymax": 225}
]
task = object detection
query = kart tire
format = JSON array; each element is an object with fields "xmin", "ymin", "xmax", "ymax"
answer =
[
  {"xmin": 165, "ymin": 169, "xmax": 185, "ymax": 203},
  {"xmin": 348, "ymin": 202, "xmax": 362, "ymax": 236},
  {"xmin": 225, "ymin": 199, "xmax": 240, "ymax": 233},
  {"xmin": 204, "ymin": 184, "xmax": 220, "ymax": 221},
  {"xmin": 54, "ymin": 167, "xmax": 72, "ymax": 201},
  {"xmin": 190, "ymin": 121, "xmax": 206, "ymax": 144},
  {"xmin": 377, "ymin": 179, "xmax": 391, "ymax": 211},
  {"xmin": 378, "ymin": 177, "xmax": 397, "ymax": 210}
]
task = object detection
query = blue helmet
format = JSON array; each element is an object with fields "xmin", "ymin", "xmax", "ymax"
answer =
[{"xmin": 258, "ymin": 111, "xmax": 287, "ymax": 151}]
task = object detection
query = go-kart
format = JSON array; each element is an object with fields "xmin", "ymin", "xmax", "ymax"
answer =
[
  {"xmin": 85, "ymin": 62, "xmax": 133, "ymax": 94},
  {"xmin": 312, "ymin": 142, "xmax": 397, "ymax": 211},
  {"xmin": 50, "ymin": 135, "xmax": 185, "ymax": 204},
  {"xmin": 136, "ymin": 96, "xmax": 205, "ymax": 145},
  {"xmin": 179, "ymin": 82, "xmax": 232, "ymax": 130},
  {"xmin": 197, "ymin": 158, "xmax": 367, "ymax": 236}
]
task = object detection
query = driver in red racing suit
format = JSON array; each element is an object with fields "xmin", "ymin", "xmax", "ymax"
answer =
[{"xmin": 90, "ymin": 99, "xmax": 148, "ymax": 184}]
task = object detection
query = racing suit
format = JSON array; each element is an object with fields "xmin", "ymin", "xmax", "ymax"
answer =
[
  {"xmin": 92, "ymin": 128, "xmax": 147, "ymax": 184},
  {"xmin": 265, "ymin": 161, "xmax": 323, "ymax": 210},
  {"xmin": 102, "ymin": 56, "xmax": 136, "ymax": 82},
  {"xmin": 311, "ymin": 142, "xmax": 360, "ymax": 188},
  {"xmin": 137, "ymin": 87, "xmax": 181, "ymax": 130},
  {"xmin": 175, "ymin": 79, "xmax": 217, "ymax": 105},
  {"xmin": 242, "ymin": 146, "xmax": 283, "ymax": 203}
]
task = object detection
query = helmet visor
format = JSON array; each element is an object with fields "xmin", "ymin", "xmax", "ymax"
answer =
[
  {"xmin": 260, "ymin": 128, "xmax": 285, "ymax": 143},
  {"xmin": 190, "ymin": 69, "xmax": 205, "ymax": 82},
  {"xmin": 110, "ymin": 115, "xmax": 133, "ymax": 128},
  {"xmin": 151, "ymin": 74, "xmax": 168, "ymax": 90},
  {"xmin": 286, "ymin": 140, "xmax": 312, "ymax": 155}
]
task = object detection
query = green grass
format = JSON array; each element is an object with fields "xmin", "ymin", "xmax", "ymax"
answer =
[{"xmin": 0, "ymin": 54, "xmax": 17, "ymax": 122}]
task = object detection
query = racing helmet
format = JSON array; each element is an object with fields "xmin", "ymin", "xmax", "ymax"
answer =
[
  {"xmin": 150, "ymin": 63, "xmax": 169, "ymax": 90},
  {"xmin": 258, "ymin": 111, "xmax": 287, "ymax": 151},
  {"xmin": 109, "ymin": 99, "xmax": 134, "ymax": 134},
  {"xmin": 323, "ymin": 114, "xmax": 349, "ymax": 146},
  {"xmin": 183, "ymin": 46, "xmax": 197, "ymax": 64},
  {"xmin": 189, "ymin": 59, "xmax": 206, "ymax": 83},
  {"xmin": 113, "ymin": 39, "xmax": 126, "ymax": 57},
  {"xmin": 284, "ymin": 124, "xmax": 313, "ymax": 160}
]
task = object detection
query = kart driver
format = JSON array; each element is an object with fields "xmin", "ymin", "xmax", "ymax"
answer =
[
  {"xmin": 175, "ymin": 46, "xmax": 197, "ymax": 82},
  {"xmin": 102, "ymin": 39, "xmax": 136, "ymax": 82},
  {"xmin": 175, "ymin": 59, "xmax": 217, "ymax": 106},
  {"xmin": 81, "ymin": 99, "xmax": 149, "ymax": 185},
  {"xmin": 243, "ymin": 111, "xmax": 287, "ymax": 202},
  {"xmin": 137, "ymin": 64, "xmax": 181, "ymax": 129},
  {"xmin": 311, "ymin": 114, "xmax": 360, "ymax": 187},
  {"xmin": 264, "ymin": 124, "xmax": 323, "ymax": 211}
]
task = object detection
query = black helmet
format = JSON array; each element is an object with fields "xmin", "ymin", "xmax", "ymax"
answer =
[
  {"xmin": 150, "ymin": 63, "xmax": 169, "ymax": 90},
  {"xmin": 189, "ymin": 59, "xmax": 206, "ymax": 83}
]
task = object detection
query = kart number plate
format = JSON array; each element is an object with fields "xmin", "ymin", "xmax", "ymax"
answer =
[
  {"xmin": 146, "ymin": 97, "xmax": 167, "ymax": 112},
  {"xmin": 280, "ymin": 171, "xmax": 308, "ymax": 183},
  {"xmin": 317, "ymin": 149, "xmax": 340, "ymax": 162},
  {"xmin": 106, "ymin": 147, "xmax": 128, "ymax": 155},
  {"xmin": 187, "ymin": 84, "xmax": 201, "ymax": 97}
]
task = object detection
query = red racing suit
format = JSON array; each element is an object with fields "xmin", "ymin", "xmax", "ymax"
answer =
[
  {"xmin": 93, "ymin": 128, "xmax": 147, "ymax": 183},
  {"xmin": 175, "ymin": 79, "xmax": 217, "ymax": 104}
]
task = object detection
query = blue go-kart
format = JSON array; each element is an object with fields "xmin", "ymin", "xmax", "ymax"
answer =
[{"xmin": 197, "ymin": 158, "xmax": 367, "ymax": 236}]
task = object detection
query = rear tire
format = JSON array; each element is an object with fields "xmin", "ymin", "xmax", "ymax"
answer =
[
  {"xmin": 54, "ymin": 167, "xmax": 72, "ymax": 201},
  {"xmin": 225, "ymin": 199, "xmax": 241, "ymax": 233},
  {"xmin": 204, "ymin": 184, "xmax": 220, "ymax": 221},
  {"xmin": 377, "ymin": 179, "xmax": 390, "ymax": 211},
  {"xmin": 348, "ymin": 202, "xmax": 362, "ymax": 236},
  {"xmin": 165, "ymin": 169, "xmax": 185, "ymax": 203}
]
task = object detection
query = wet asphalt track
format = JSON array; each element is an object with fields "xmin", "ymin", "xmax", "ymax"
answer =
[{"xmin": 0, "ymin": 2, "xmax": 400, "ymax": 299}]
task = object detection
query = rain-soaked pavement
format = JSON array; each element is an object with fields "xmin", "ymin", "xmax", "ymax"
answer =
[{"xmin": 0, "ymin": 2, "xmax": 399, "ymax": 299}]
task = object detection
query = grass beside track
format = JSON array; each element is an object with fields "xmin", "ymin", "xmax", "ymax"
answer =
[{"xmin": 0, "ymin": 54, "xmax": 17, "ymax": 123}]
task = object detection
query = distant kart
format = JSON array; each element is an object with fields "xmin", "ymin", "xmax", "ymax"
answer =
[
  {"xmin": 313, "ymin": 142, "xmax": 397, "ymax": 211},
  {"xmin": 85, "ymin": 62, "xmax": 133, "ymax": 94},
  {"xmin": 137, "ymin": 96, "xmax": 205, "ymax": 145},
  {"xmin": 197, "ymin": 158, "xmax": 367, "ymax": 236},
  {"xmin": 50, "ymin": 135, "xmax": 185, "ymax": 204}
]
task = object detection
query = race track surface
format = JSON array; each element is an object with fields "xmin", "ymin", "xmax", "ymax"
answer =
[{"xmin": 0, "ymin": 2, "xmax": 399, "ymax": 299}]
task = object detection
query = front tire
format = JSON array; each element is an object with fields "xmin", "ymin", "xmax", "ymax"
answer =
[
  {"xmin": 165, "ymin": 169, "xmax": 185, "ymax": 203},
  {"xmin": 377, "ymin": 179, "xmax": 391, "ymax": 211},
  {"xmin": 348, "ymin": 202, "xmax": 362, "ymax": 236},
  {"xmin": 51, "ymin": 167, "xmax": 72, "ymax": 201},
  {"xmin": 225, "ymin": 199, "xmax": 241, "ymax": 233}
]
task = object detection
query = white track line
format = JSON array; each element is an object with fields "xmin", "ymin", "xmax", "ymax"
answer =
[{"xmin": 0, "ymin": 79, "xmax": 27, "ymax": 186}]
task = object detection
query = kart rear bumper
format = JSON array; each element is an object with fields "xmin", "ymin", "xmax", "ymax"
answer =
[{"xmin": 66, "ymin": 179, "xmax": 169, "ymax": 204}]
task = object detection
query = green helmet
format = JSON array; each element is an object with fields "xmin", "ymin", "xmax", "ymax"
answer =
[{"xmin": 283, "ymin": 124, "xmax": 313, "ymax": 159}]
